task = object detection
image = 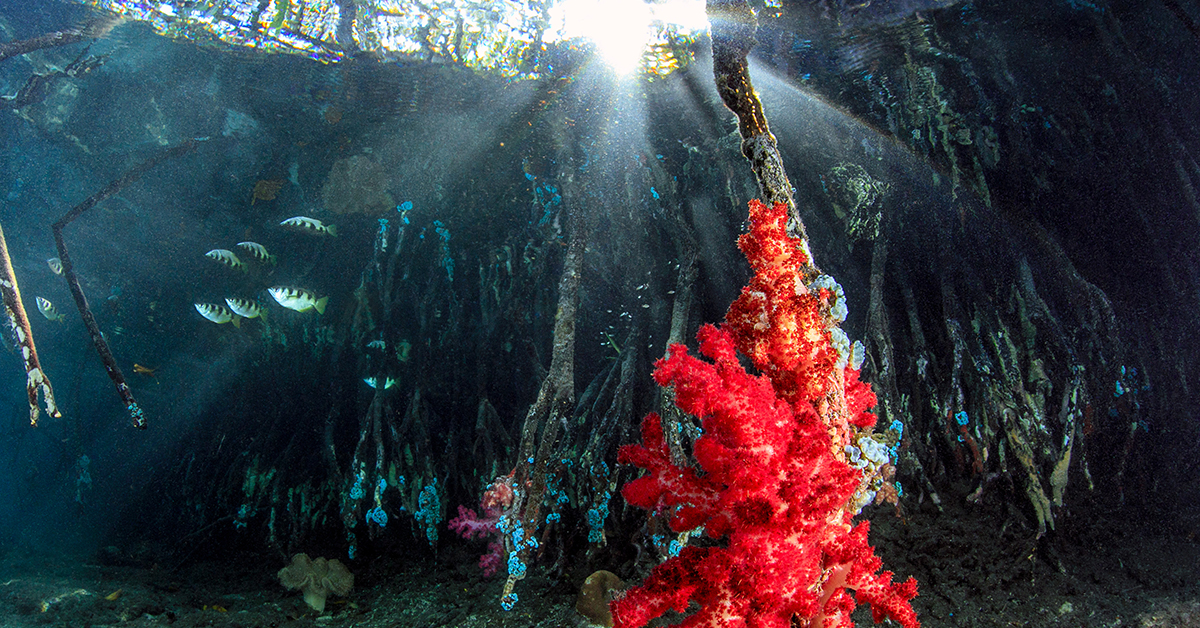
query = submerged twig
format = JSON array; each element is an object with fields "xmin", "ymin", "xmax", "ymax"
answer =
[
  {"xmin": 2, "ymin": 46, "xmax": 106, "ymax": 110},
  {"xmin": 0, "ymin": 223, "xmax": 60, "ymax": 426},
  {"xmin": 707, "ymin": 0, "xmax": 815, "ymax": 267},
  {"xmin": 0, "ymin": 14, "xmax": 121, "ymax": 65},
  {"xmin": 52, "ymin": 140, "xmax": 196, "ymax": 429}
]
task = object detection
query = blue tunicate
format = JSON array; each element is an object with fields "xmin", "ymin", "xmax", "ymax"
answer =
[
  {"xmin": 366, "ymin": 505, "xmax": 388, "ymax": 527},
  {"xmin": 524, "ymin": 173, "xmax": 535, "ymax": 181},
  {"xmin": 435, "ymin": 222, "xmax": 451, "ymax": 241},
  {"xmin": 127, "ymin": 402, "xmax": 145, "ymax": 427},
  {"xmin": 414, "ymin": 479, "xmax": 442, "ymax": 545},
  {"xmin": 500, "ymin": 592, "xmax": 519, "ymax": 611},
  {"xmin": 587, "ymin": 504, "xmax": 607, "ymax": 542},
  {"xmin": 651, "ymin": 187, "xmax": 660, "ymax": 200},
  {"xmin": 417, "ymin": 482, "xmax": 446, "ymax": 535},
  {"xmin": 955, "ymin": 411, "xmax": 969, "ymax": 426},
  {"xmin": 586, "ymin": 489, "xmax": 611, "ymax": 543},
  {"xmin": 378, "ymin": 477, "xmax": 387, "ymax": 492},
  {"xmin": 668, "ymin": 539, "xmax": 682, "ymax": 556},
  {"xmin": 889, "ymin": 419, "xmax": 905, "ymax": 438},
  {"xmin": 377, "ymin": 219, "xmax": 389, "ymax": 249},
  {"xmin": 507, "ymin": 551, "xmax": 526, "ymax": 579}
]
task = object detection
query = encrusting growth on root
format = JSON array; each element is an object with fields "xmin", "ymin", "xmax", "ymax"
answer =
[{"xmin": 0, "ymin": 223, "xmax": 60, "ymax": 426}]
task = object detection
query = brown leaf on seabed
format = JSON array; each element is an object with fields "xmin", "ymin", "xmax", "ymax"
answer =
[{"xmin": 251, "ymin": 179, "xmax": 284, "ymax": 205}]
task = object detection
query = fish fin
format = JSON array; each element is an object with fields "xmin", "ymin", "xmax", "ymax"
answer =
[
  {"xmin": 232, "ymin": 315, "xmax": 242, "ymax": 328},
  {"xmin": 326, "ymin": 224, "xmax": 338, "ymax": 237},
  {"xmin": 315, "ymin": 296, "xmax": 329, "ymax": 315}
]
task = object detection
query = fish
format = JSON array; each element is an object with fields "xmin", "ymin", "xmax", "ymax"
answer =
[
  {"xmin": 205, "ymin": 249, "xmax": 247, "ymax": 272},
  {"xmin": 35, "ymin": 296, "xmax": 64, "ymax": 322},
  {"xmin": 280, "ymin": 216, "xmax": 338, "ymax": 237},
  {"xmin": 47, "ymin": 257, "xmax": 63, "ymax": 275},
  {"xmin": 225, "ymin": 297, "xmax": 268, "ymax": 320},
  {"xmin": 268, "ymin": 286, "xmax": 329, "ymax": 314},
  {"xmin": 363, "ymin": 376, "xmax": 396, "ymax": 389},
  {"xmin": 194, "ymin": 302, "xmax": 242, "ymax": 327},
  {"xmin": 236, "ymin": 241, "xmax": 277, "ymax": 264},
  {"xmin": 132, "ymin": 364, "xmax": 156, "ymax": 377}
]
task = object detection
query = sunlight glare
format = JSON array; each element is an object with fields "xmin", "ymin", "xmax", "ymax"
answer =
[{"xmin": 550, "ymin": 0, "xmax": 707, "ymax": 74}]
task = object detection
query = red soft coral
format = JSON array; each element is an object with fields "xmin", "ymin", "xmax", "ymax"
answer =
[
  {"xmin": 614, "ymin": 326, "xmax": 917, "ymax": 628},
  {"xmin": 613, "ymin": 201, "xmax": 918, "ymax": 628},
  {"xmin": 725, "ymin": 200, "xmax": 838, "ymax": 409},
  {"xmin": 449, "ymin": 475, "xmax": 518, "ymax": 578}
]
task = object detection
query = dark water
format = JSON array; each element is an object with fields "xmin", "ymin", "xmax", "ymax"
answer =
[{"xmin": 0, "ymin": 1, "xmax": 1198, "ymax": 627}]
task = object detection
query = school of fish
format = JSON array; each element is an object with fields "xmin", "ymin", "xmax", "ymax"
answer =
[
  {"xmin": 39, "ymin": 208, "xmax": 401, "ymax": 394},
  {"xmin": 194, "ymin": 216, "xmax": 333, "ymax": 326}
]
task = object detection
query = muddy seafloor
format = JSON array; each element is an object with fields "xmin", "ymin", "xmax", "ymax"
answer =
[{"xmin": 1, "ymin": 498, "xmax": 1197, "ymax": 628}]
